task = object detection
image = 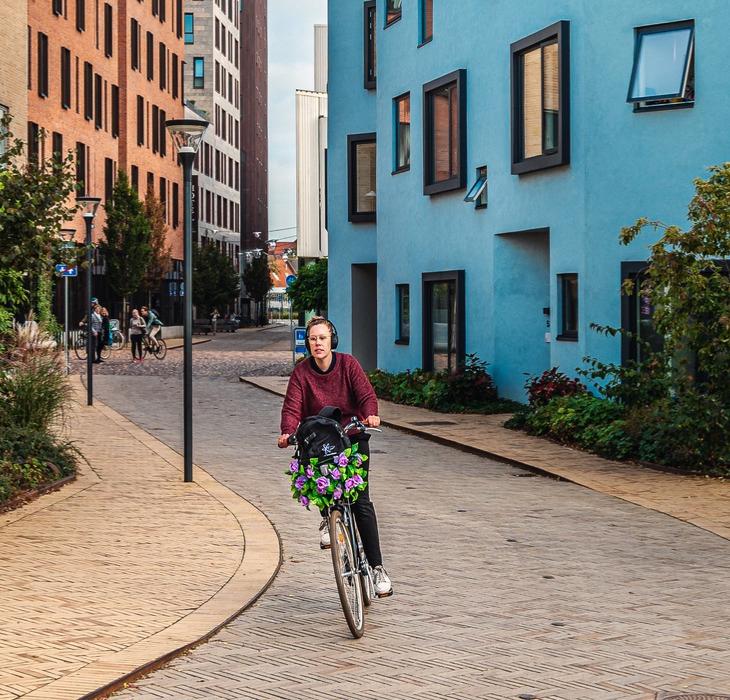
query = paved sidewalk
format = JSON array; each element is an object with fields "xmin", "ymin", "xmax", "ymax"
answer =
[
  {"xmin": 0, "ymin": 380, "xmax": 279, "ymax": 700},
  {"xmin": 242, "ymin": 376, "xmax": 730, "ymax": 541}
]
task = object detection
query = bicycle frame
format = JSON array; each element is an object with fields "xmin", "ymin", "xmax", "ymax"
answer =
[{"xmin": 332, "ymin": 499, "xmax": 372, "ymax": 589}]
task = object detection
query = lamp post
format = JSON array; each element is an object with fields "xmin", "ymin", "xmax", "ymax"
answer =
[
  {"xmin": 77, "ymin": 196, "xmax": 101, "ymax": 406},
  {"xmin": 59, "ymin": 228, "xmax": 76, "ymax": 375},
  {"xmin": 166, "ymin": 117, "xmax": 209, "ymax": 483}
]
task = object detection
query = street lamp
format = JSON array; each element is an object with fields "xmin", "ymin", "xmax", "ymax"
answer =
[
  {"xmin": 77, "ymin": 196, "xmax": 101, "ymax": 406},
  {"xmin": 58, "ymin": 228, "xmax": 76, "ymax": 375},
  {"xmin": 166, "ymin": 117, "xmax": 209, "ymax": 483}
]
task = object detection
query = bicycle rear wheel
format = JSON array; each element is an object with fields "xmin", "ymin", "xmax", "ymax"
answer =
[
  {"xmin": 74, "ymin": 337, "xmax": 87, "ymax": 360},
  {"xmin": 330, "ymin": 509, "xmax": 365, "ymax": 638},
  {"xmin": 110, "ymin": 329, "xmax": 126, "ymax": 351}
]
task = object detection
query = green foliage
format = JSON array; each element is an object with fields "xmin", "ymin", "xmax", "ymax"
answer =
[
  {"xmin": 525, "ymin": 367, "xmax": 586, "ymax": 406},
  {"xmin": 0, "ymin": 270, "xmax": 28, "ymax": 341},
  {"xmin": 368, "ymin": 354, "xmax": 519, "ymax": 414},
  {"xmin": 194, "ymin": 243, "xmax": 241, "ymax": 315},
  {"xmin": 99, "ymin": 171, "xmax": 152, "ymax": 304},
  {"xmin": 142, "ymin": 192, "xmax": 172, "ymax": 295},
  {"xmin": 287, "ymin": 258, "xmax": 327, "ymax": 314},
  {"xmin": 0, "ymin": 116, "xmax": 78, "ymax": 319},
  {"xmin": 241, "ymin": 252, "xmax": 272, "ymax": 304}
]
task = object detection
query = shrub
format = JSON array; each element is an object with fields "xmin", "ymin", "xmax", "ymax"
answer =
[{"xmin": 525, "ymin": 367, "xmax": 586, "ymax": 406}]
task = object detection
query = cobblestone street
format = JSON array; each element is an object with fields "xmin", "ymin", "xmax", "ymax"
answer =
[{"xmin": 90, "ymin": 330, "xmax": 730, "ymax": 700}]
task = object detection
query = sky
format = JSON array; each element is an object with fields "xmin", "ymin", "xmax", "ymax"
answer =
[{"xmin": 267, "ymin": 0, "xmax": 327, "ymax": 241}]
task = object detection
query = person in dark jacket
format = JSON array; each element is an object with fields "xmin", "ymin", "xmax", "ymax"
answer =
[
  {"xmin": 277, "ymin": 316, "xmax": 393, "ymax": 598},
  {"xmin": 97, "ymin": 307, "xmax": 110, "ymax": 363}
]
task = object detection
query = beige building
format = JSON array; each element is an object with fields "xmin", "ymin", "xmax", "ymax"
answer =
[{"xmin": 0, "ymin": 0, "xmax": 28, "ymax": 148}]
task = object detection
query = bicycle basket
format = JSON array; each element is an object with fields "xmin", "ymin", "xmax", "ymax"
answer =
[{"xmin": 295, "ymin": 413, "xmax": 351, "ymax": 464}]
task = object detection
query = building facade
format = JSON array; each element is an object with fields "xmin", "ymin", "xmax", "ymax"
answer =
[
  {"xmin": 27, "ymin": 0, "xmax": 186, "ymax": 325},
  {"xmin": 183, "ymin": 0, "xmax": 241, "ymax": 264},
  {"xmin": 0, "ymin": 0, "xmax": 28, "ymax": 145},
  {"xmin": 327, "ymin": 0, "xmax": 730, "ymax": 398},
  {"xmin": 296, "ymin": 25, "xmax": 328, "ymax": 260},
  {"xmin": 239, "ymin": 0, "xmax": 267, "ymax": 252}
]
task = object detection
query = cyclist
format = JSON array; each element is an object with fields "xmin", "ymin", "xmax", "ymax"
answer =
[
  {"xmin": 277, "ymin": 316, "xmax": 393, "ymax": 598},
  {"xmin": 140, "ymin": 306, "xmax": 163, "ymax": 349}
]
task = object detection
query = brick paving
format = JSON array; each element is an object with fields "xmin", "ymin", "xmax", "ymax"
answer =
[
  {"xmin": 86, "ymin": 330, "xmax": 730, "ymax": 699},
  {"xmin": 0, "ymin": 382, "xmax": 278, "ymax": 700}
]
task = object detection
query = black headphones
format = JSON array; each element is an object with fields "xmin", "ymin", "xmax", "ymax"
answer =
[{"xmin": 305, "ymin": 318, "xmax": 339, "ymax": 354}]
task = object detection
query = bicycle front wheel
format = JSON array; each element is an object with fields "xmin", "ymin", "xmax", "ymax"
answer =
[
  {"xmin": 74, "ymin": 337, "xmax": 87, "ymax": 360},
  {"xmin": 152, "ymin": 338, "xmax": 167, "ymax": 360},
  {"xmin": 330, "ymin": 509, "xmax": 365, "ymax": 638},
  {"xmin": 111, "ymin": 329, "xmax": 126, "ymax": 351}
]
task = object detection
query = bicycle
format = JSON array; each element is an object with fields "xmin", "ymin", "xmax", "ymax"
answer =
[
  {"xmin": 109, "ymin": 320, "xmax": 127, "ymax": 351},
  {"xmin": 289, "ymin": 416, "xmax": 381, "ymax": 638},
  {"xmin": 73, "ymin": 329, "xmax": 111, "ymax": 361},
  {"xmin": 141, "ymin": 333, "xmax": 167, "ymax": 360}
]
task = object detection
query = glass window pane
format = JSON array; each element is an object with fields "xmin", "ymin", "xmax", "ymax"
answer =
[
  {"xmin": 432, "ymin": 86, "xmax": 451, "ymax": 182},
  {"xmin": 522, "ymin": 46, "xmax": 542, "ymax": 159},
  {"xmin": 386, "ymin": 0, "xmax": 402, "ymax": 24},
  {"xmin": 422, "ymin": 0, "xmax": 433, "ymax": 42},
  {"xmin": 431, "ymin": 281, "xmax": 456, "ymax": 372},
  {"xmin": 542, "ymin": 42, "xmax": 559, "ymax": 152},
  {"xmin": 355, "ymin": 141, "xmax": 376, "ymax": 213},
  {"xmin": 630, "ymin": 27, "xmax": 692, "ymax": 100},
  {"xmin": 449, "ymin": 85, "xmax": 458, "ymax": 177},
  {"xmin": 396, "ymin": 95, "xmax": 410, "ymax": 169}
]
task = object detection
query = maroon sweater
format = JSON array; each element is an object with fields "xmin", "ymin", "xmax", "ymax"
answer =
[{"xmin": 280, "ymin": 353, "xmax": 378, "ymax": 435}]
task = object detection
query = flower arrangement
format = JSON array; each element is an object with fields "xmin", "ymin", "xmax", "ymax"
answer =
[{"xmin": 286, "ymin": 444, "xmax": 368, "ymax": 510}]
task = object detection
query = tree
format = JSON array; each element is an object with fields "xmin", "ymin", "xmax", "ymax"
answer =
[
  {"xmin": 620, "ymin": 162, "xmax": 730, "ymax": 404},
  {"xmin": 99, "ymin": 172, "xmax": 152, "ymax": 326},
  {"xmin": 142, "ymin": 192, "xmax": 172, "ymax": 306},
  {"xmin": 287, "ymin": 258, "xmax": 327, "ymax": 314},
  {"xmin": 0, "ymin": 117, "xmax": 78, "ymax": 324},
  {"xmin": 193, "ymin": 243, "xmax": 240, "ymax": 317},
  {"xmin": 242, "ymin": 253, "xmax": 273, "ymax": 304}
]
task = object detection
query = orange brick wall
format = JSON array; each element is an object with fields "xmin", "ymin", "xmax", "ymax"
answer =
[{"xmin": 0, "ymin": 0, "xmax": 28, "ymax": 134}]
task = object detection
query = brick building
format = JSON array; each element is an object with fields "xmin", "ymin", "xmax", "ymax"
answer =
[
  {"xmin": 27, "ymin": 0, "xmax": 186, "ymax": 325},
  {"xmin": 0, "ymin": 0, "xmax": 28, "ymax": 144},
  {"xmin": 239, "ymin": 0, "xmax": 267, "ymax": 252}
]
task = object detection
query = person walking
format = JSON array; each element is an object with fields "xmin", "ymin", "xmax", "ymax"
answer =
[
  {"xmin": 210, "ymin": 308, "xmax": 220, "ymax": 335},
  {"xmin": 91, "ymin": 304, "xmax": 103, "ymax": 363},
  {"xmin": 129, "ymin": 308, "xmax": 146, "ymax": 363},
  {"xmin": 277, "ymin": 316, "xmax": 393, "ymax": 598}
]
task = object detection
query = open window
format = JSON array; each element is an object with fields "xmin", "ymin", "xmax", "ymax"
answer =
[
  {"xmin": 385, "ymin": 0, "xmax": 401, "ymax": 27},
  {"xmin": 627, "ymin": 20, "xmax": 694, "ymax": 112},
  {"xmin": 464, "ymin": 165, "xmax": 487, "ymax": 209}
]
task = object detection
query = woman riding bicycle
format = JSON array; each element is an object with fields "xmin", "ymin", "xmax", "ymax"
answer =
[{"xmin": 278, "ymin": 316, "xmax": 393, "ymax": 598}]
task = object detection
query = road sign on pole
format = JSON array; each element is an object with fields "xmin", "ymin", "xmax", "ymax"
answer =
[
  {"xmin": 55, "ymin": 264, "xmax": 78, "ymax": 277},
  {"xmin": 286, "ymin": 274, "xmax": 297, "ymax": 287}
]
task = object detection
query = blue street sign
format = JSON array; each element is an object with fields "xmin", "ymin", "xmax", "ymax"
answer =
[
  {"xmin": 286, "ymin": 274, "xmax": 297, "ymax": 287},
  {"xmin": 55, "ymin": 264, "xmax": 78, "ymax": 277},
  {"xmin": 294, "ymin": 326, "xmax": 307, "ymax": 354}
]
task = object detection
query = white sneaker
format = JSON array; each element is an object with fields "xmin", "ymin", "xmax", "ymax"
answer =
[
  {"xmin": 319, "ymin": 518, "xmax": 330, "ymax": 549},
  {"xmin": 373, "ymin": 565, "xmax": 393, "ymax": 597}
]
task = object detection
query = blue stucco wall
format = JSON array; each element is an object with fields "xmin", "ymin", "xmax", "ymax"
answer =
[{"xmin": 327, "ymin": 0, "xmax": 730, "ymax": 400}]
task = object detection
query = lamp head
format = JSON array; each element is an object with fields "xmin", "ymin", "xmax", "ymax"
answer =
[
  {"xmin": 59, "ymin": 228, "xmax": 76, "ymax": 242},
  {"xmin": 165, "ymin": 117, "xmax": 209, "ymax": 154},
  {"xmin": 77, "ymin": 196, "xmax": 101, "ymax": 219}
]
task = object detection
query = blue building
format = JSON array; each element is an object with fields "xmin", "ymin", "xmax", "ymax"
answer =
[{"xmin": 327, "ymin": 0, "xmax": 728, "ymax": 400}]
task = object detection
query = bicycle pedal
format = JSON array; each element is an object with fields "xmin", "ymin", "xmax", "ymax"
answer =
[
  {"xmin": 376, "ymin": 589, "xmax": 394, "ymax": 598},
  {"xmin": 319, "ymin": 543, "xmax": 331, "ymax": 550}
]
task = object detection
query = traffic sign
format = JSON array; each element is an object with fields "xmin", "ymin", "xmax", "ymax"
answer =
[
  {"xmin": 286, "ymin": 274, "xmax": 297, "ymax": 287},
  {"xmin": 55, "ymin": 264, "xmax": 78, "ymax": 277},
  {"xmin": 294, "ymin": 326, "xmax": 307, "ymax": 355}
]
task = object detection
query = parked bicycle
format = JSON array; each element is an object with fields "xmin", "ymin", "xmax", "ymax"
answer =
[
  {"xmin": 73, "ymin": 330, "xmax": 111, "ymax": 361},
  {"xmin": 288, "ymin": 416, "xmax": 382, "ymax": 638},
  {"xmin": 109, "ymin": 319, "xmax": 127, "ymax": 351}
]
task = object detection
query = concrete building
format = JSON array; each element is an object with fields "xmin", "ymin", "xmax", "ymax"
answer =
[
  {"xmin": 27, "ymin": 0, "xmax": 186, "ymax": 325},
  {"xmin": 327, "ymin": 0, "xmax": 729, "ymax": 398},
  {"xmin": 183, "ymin": 0, "xmax": 241, "ymax": 265},
  {"xmin": 0, "ymin": 0, "xmax": 28, "ymax": 149},
  {"xmin": 296, "ymin": 25, "xmax": 328, "ymax": 260},
  {"xmin": 239, "ymin": 0, "xmax": 267, "ymax": 252}
]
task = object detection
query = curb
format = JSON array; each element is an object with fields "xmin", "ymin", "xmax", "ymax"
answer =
[{"xmin": 22, "ymin": 389, "xmax": 282, "ymax": 700}]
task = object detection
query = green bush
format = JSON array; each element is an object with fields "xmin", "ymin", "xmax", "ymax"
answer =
[{"xmin": 368, "ymin": 354, "xmax": 520, "ymax": 413}]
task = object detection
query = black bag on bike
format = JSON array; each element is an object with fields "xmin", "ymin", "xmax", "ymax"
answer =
[{"xmin": 295, "ymin": 407, "xmax": 350, "ymax": 465}]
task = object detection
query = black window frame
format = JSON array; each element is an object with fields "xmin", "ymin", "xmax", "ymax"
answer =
[
  {"xmin": 172, "ymin": 181, "xmax": 179, "ymax": 227},
  {"xmin": 184, "ymin": 12, "xmax": 194, "ymax": 44},
  {"xmin": 53, "ymin": 0, "xmax": 63, "ymax": 16},
  {"xmin": 385, "ymin": 0, "xmax": 401, "ymax": 28},
  {"xmin": 393, "ymin": 91, "xmax": 410, "ymax": 174},
  {"xmin": 159, "ymin": 42, "xmax": 167, "ymax": 89},
  {"xmin": 94, "ymin": 73, "xmax": 102, "ymax": 129},
  {"xmin": 422, "ymin": 270, "xmax": 465, "ymax": 373},
  {"xmin": 510, "ymin": 20, "xmax": 570, "ymax": 176},
  {"xmin": 103, "ymin": 3, "xmax": 113, "ymax": 57},
  {"xmin": 52, "ymin": 131, "xmax": 63, "ymax": 164},
  {"xmin": 419, "ymin": 0, "xmax": 433, "ymax": 46},
  {"xmin": 422, "ymin": 69, "xmax": 467, "ymax": 196},
  {"xmin": 464, "ymin": 165, "xmax": 488, "ymax": 209},
  {"xmin": 28, "ymin": 122, "xmax": 40, "ymax": 166},
  {"xmin": 37, "ymin": 32, "xmax": 49, "ymax": 98},
  {"xmin": 131, "ymin": 164, "xmax": 139, "ymax": 192},
  {"xmin": 131, "ymin": 19, "xmax": 140, "ymax": 70},
  {"xmin": 159, "ymin": 109, "xmax": 167, "ymax": 157},
  {"xmin": 347, "ymin": 132, "xmax": 377, "ymax": 224},
  {"xmin": 76, "ymin": 0, "xmax": 85, "ymax": 31},
  {"xmin": 136, "ymin": 95, "xmax": 144, "ymax": 145},
  {"xmin": 83, "ymin": 61, "xmax": 93, "ymax": 120},
  {"xmin": 75, "ymin": 141, "xmax": 87, "ymax": 195},
  {"xmin": 171, "ymin": 53, "xmax": 179, "ymax": 99},
  {"xmin": 557, "ymin": 272, "xmax": 578, "ymax": 341},
  {"xmin": 61, "ymin": 47, "xmax": 72, "ymax": 109},
  {"xmin": 152, "ymin": 104, "xmax": 159, "ymax": 153},
  {"xmin": 193, "ymin": 56, "xmax": 204, "ymax": 89},
  {"xmin": 627, "ymin": 19, "xmax": 695, "ymax": 113},
  {"xmin": 104, "ymin": 157, "xmax": 114, "ymax": 203},
  {"xmin": 176, "ymin": 0, "xmax": 182, "ymax": 38},
  {"xmin": 111, "ymin": 84, "xmax": 119, "ymax": 138},
  {"xmin": 159, "ymin": 0, "xmax": 166, "ymax": 23},
  {"xmin": 146, "ymin": 31, "xmax": 154, "ymax": 81},
  {"xmin": 363, "ymin": 1, "xmax": 376, "ymax": 90},
  {"xmin": 395, "ymin": 283, "xmax": 410, "ymax": 344}
]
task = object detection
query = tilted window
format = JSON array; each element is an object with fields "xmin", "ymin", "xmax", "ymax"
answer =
[
  {"xmin": 420, "ymin": 0, "xmax": 433, "ymax": 44},
  {"xmin": 385, "ymin": 0, "xmax": 401, "ymax": 27}
]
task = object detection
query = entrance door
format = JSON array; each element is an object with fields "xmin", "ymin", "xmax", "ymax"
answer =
[
  {"xmin": 351, "ymin": 263, "xmax": 377, "ymax": 370},
  {"xmin": 422, "ymin": 270, "xmax": 465, "ymax": 373}
]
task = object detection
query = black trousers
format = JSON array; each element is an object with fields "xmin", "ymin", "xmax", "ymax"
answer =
[
  {"xmin": 130, "ymin": 335, "xmax": 143, "ymax": 359},
  {"xmin": 95, "ymin": 333, "xmax": 105, "ymax": 361},
  {"xmin": 321, "ymin": 433, "xmax": 383, "ymax": 568}
]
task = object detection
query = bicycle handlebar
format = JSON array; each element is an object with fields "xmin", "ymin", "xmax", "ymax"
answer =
[{"xmin": 286, "ymin": 416, "xmax": 382, "ymax": 446}]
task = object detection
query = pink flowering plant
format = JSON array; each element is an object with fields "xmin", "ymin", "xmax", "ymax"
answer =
[{"xmin": 286, "ymin": 444, "xmax": 368, "ymax": 510}]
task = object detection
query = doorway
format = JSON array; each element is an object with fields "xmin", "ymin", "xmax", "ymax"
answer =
[{"xmin": 351, "ymin": 263, "xmax": 377, "ymax": 370}]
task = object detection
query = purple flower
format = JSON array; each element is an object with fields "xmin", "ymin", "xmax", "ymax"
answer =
[
  {"xmin": 305, "ymin": 467, "xmax": 314, "ymax": 478},
  {"xmin": 289, "ymin": 459, "xmax": 299, "ymax": 473},
  {"xmin": 319, "ymin": 464, "xmax": 329, "ymax": 476},
  {"xmin": 337, "ymin": 453, "xmax": 349, "ymax": 467},
  {"xmin": 330, "ymin": 467, "xmax": 341, "ymax": 480},
  {"xmin": 345, "ymin": 478, "xmax": 355, "ymax": 491},
  {"xmin": 316, "ymin": 476, "xmax": 330, "ymax": 494},
  {"xmin": 355, "ymin": 454, "xmax": 363, "ymax": 466},
  {"xmin": 299, "ymin": 495, "xmax": 309, "ymax": 507},
  {"xmin": 294, "ymin": 476, "xmax": 307, "ymax": 491},
  {"xmin": 333, "ymin": 487, "xmax": 343, "ymax": 500},
  {"xmin": 353, "ymin": 474, "xmax": 364, "ymax": 486}
]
